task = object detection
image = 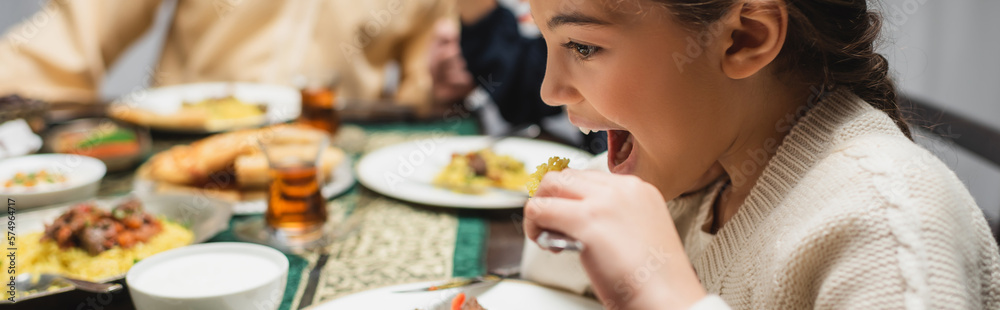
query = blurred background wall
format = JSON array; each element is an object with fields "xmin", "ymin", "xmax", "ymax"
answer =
[
  {"xmin": 2, "ymin": 0, "xmax": 997, "ymax": 220},
  {"xmin": 876, "ymin": 0, "xmax": 1000, "ymax": 224}
]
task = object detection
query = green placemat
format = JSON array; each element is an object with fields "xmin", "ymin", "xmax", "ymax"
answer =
[{"xmin": 453, "ymin": 214, "xmax": 487, "ymax": 278}]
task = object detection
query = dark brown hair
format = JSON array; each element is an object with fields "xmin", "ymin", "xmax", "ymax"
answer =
[{"xmin": 655, "ymin": 0, "xmax": 912, "ymax": 139}]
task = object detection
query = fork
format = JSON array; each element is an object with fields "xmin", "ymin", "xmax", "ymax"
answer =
[{"xmin": 537, "ymin": 231, "xmax": 585, "ymax": 252}]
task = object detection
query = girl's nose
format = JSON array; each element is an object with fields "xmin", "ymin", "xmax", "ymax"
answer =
[{"xmin": 540, "ymin": 52, "xmax": 583, "ymax": 107}]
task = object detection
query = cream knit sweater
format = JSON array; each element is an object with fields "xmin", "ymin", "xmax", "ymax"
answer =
[{"xmin": 670, "ymin": 90, "xmax": 1000, "ymax": 309}]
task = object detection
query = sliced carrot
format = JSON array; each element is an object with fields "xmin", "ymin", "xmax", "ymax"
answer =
[
  {"xmin": 123, "ymin": 217, "xmax": 143, "ymax": 229},
  {"xmin": 451, "ymin": 292, "xmax": 465, "ymax": 310},
  {"xmin": 71, "ymin": 142, "xmax": 140, "ymax": 158},
  {"xmin": 118, "ymin": 233, "xmax": 136, "ymax": 248}
]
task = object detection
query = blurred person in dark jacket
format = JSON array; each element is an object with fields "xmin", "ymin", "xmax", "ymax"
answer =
[{"xmin": 458, "ymin": 0, "xmax": 607, "ymax": 154}]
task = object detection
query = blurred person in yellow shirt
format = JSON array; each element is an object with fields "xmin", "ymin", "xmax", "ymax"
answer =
[{"xmin": 0, "ymin": 0, "xmax": 472, "ymax": 117}]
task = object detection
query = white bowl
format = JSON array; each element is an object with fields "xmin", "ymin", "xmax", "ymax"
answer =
[
  {"xmin": 0, "ymin": 154, "xmax": 106, "ymax": 209},
  {"xmin": 127, "ymin": 243, "xmax": 288, "ymax": 310}
]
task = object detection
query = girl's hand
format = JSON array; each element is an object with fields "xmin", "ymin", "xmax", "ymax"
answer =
[{"xmin": 524, "ymin": 169, "xmax": 706, "ymax": 310}]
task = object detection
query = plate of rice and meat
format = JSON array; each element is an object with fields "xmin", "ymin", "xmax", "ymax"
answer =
[{"xmin": 4, "ymin": 194, "xmax": 232, "ymax": 303}]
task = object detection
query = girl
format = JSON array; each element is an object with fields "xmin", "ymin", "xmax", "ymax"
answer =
[{"xmin": 522, "ymin": 0, "xmax": 1000, "ymax": 309}]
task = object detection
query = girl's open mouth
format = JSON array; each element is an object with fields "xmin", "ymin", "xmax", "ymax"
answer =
[{"xmin": 608, "ymin": 130, "xmax": 637, "ymax": 174}]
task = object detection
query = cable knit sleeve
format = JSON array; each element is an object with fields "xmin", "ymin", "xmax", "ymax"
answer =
[
  {"xmin": 679, "ymin": 90, "xmax": 999, "ymax": 309},
  {"xmin": 772, "ymin": 136, "xmax": 1000, "ymax": 309}
]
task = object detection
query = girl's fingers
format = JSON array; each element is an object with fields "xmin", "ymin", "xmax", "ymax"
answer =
[
  {"xmin": 533, "ymin": 169, "xmax": 610, "ymax": 199},
  {"xmin": 523, "ymin": 196, "xmax": 588, "ymax": 242}
]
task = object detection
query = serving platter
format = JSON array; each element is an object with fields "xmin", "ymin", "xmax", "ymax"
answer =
[
  {"xmin": 108, "ymin": 82, "xmax": 301, "ymax": 133},
  {"xmin": 133, "ymin": 157, "xmax": 355, "ymax": 214}
]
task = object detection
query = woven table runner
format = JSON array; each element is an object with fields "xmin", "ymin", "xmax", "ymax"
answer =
[{"xmin": 288, "ymin": 127, "xmax": 485, "ymax": 309}]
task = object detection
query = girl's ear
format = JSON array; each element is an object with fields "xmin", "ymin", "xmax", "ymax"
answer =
[{"xmin": 718, "ymin": 0, "xmax": 788, "ymax": 80}]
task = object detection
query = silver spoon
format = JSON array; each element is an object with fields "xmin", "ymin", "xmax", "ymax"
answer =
[{"xmin": 14, "ymin": 273, "xmax": 122, "ymax": 299}]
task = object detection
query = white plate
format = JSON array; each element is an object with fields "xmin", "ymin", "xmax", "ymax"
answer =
[
  {"xmin": 356, "ymin": 137, "xmax": 593, "ymax": 209},
  {"xmin": 112, "ymin": 82, "xmax": 301, "ymax": 133},
  {"xmin": 309, "ymin": 279, "xmax": 603, "ymax": 310},
  {"xmin": 0, "ymin": 154, "xmax": 106, "ymax": 209},
  {"xmin": 232, "ymin": 157, "xmax": 356, "ymax": 214}
]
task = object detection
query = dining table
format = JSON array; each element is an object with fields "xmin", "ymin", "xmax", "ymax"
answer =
[{"xmin": 17, "ymin": 110, "xmax": 531, "ymax": 310}]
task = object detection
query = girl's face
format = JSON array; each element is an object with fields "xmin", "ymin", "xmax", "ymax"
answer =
[{"xmin": 530, "ymin": 0, "xmax": 743, "ymax": 199}]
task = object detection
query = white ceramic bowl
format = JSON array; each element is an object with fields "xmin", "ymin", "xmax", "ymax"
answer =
[
  {"xmin": 0, "ymin": 154, "xmax": 106, "ymax": 209},
  {"xmin": 127, "ymin": 243, "xmax": 289, "ymax": 310}
]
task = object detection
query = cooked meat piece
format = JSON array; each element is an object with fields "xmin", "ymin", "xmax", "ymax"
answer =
[
  {"xmin": 461, "ymin": 297, "xmax": 486, "ymax": 310},
  {"xmin": 41, "ymin": 199, "xmax": 163, "ymax": 255},
  {"xmin": 42, "ymin": 204, "xmax": 103, "ymax": 248},
  {"xmin": 79, "ymin": 218, "xmax": 120, "ymax": 255},
  {"xmin": 114, "ymin": 198, "xmax": 148, "ymax": 229},
  {"xmin": 467, "ymin": 153, "xmax": 488, "ymax": 176},
  {"xmin": 113, "ymin": 198, "xmax": 142, "ymax": 215},
  {"xmin": 79, "ymin": 227, "xmax": 108, "ymax": 255},
  {"xmin": 130, "ymin": 217, "xmax": 162, "ymax": 243}
]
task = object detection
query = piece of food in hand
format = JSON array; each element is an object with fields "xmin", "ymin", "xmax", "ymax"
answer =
[
  {"xmin": 526, "ymin": 157, "xmax": 571, "ymax": 197},
  {"xmin": 433, "ymin": 149, "xmax": 528, "ymax": 194}
]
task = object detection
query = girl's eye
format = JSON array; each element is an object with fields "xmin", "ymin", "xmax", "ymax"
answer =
[{"xmin": 561, "ymin": 41, "xmax": 601, "ymax": 60}]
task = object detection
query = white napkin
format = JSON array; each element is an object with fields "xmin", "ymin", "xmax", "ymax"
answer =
[
  {"xmin": 521, "ymin": 238, "xmax": 592, "ymax": 294},
  {"xmin": 520, "ymin": 151, "xmax": 610, "ymax": 295},
  {"xmin": 0, "ymin": 119, "xmax": 42, "ymax": 159}
]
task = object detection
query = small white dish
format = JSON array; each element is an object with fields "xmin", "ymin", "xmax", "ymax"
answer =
[
  {"xmin": 127, "ymin": 242, "xmax": 288, "ymax": 310},
  {"xmin": 0, "ymin": 154, "xmax": 106, "ymax": 209}
]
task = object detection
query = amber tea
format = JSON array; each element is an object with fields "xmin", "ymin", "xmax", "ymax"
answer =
[
  {"xmin": 258, "ymin": 134, "xmax": 330, "ymax": 243},
  {"xmin": 265, "ymin": 163, "xmax": 327, "ymax": 231},
  {"xmin": 298, "ymin": 87, "xmax": 340, "ymax": 134}
]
